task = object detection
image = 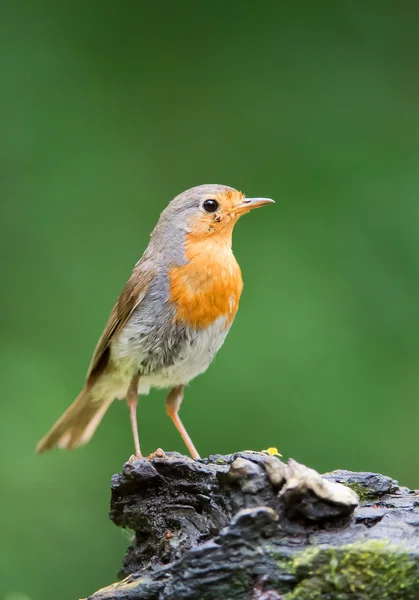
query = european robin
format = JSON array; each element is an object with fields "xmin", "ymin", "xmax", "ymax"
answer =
[{"xmin": 36, "ymin": 184, "xmax": 274, "ymax": 459}]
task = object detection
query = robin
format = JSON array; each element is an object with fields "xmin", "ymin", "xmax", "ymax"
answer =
[{"xmin": 36, "ymin": 184, "xmax": 274, "ymax": 459}]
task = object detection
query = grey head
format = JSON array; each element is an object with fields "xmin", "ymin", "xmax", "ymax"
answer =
[
  {"xmin": 146, "ymin": 183, "xmax": 274, "ymax": 266},
  {"xmin": 157, "ymin": 183, "xmax": 237, "ymax": 231},
  {"xmin": 148, "ymin": 184, "xmax": 237, "ymax": 262},
  {"xmin": 166, "ymin": 184, "xmax": 236, "ymax": 215}
]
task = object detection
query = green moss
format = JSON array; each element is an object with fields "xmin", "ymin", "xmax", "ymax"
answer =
[
  {"xmin": 342, "ymin": 481, "xmax": 378, "ymax": 502},
  {"xmin": 285, "ymin": 540, "xmax": 419, "ymax": 600}
]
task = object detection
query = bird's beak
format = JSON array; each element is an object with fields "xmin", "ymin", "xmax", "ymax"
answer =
[{"xmin": 236, "ymin": 197, "xmax": 275, "ymax": 214}]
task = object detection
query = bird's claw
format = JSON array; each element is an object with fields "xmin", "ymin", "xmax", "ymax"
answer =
[
  {"xmin": 148, "ymin": 448, "xmax": 167, "ymax": 459},
  {"xmin": 127, "ymin": 453, "xmax": 143, "ymax": 463}
]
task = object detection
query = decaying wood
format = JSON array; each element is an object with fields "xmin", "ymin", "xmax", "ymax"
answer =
[{"xmin": 87, "ymin": 452, "xmax": 419, "ymax": 600}]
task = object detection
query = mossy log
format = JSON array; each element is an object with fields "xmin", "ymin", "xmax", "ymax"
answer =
[{"xmin": 87, "ymin": 452, "xmax": 419, "ymax": 600}]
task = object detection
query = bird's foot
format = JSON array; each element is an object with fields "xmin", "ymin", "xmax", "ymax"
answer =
[
  {"xmin": 127, "ymin": 448, "xmax": 167, "ymax": 462},
  {"xmin": 127, "ymin": 453, "xmax": 143, "ymax": 463},
  {"xmin": 148, "ymin": 448, "xmax": 167, "ymax": 459}
]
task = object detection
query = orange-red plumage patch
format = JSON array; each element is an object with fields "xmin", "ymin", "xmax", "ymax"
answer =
[
  {"xmin": 215, "ymin": 189, "xmax": 244, "ymax": 205},
  {"xmin": 169, "ymin": 235, "xmax": 243, "ymax": 330}
]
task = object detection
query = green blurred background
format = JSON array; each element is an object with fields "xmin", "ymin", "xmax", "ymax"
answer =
[{"xmin": 2, "ymin": 1, "xmax": 419, "ymax": 598}]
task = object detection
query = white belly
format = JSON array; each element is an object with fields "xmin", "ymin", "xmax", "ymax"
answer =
[{"xmin": 110, "ymin": 315, "xmax": 231, "ymax": 395}]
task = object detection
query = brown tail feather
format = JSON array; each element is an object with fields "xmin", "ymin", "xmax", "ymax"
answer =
[{"xmin": 36, "ymin": 388, "xmax": 113, "ymax": 453}]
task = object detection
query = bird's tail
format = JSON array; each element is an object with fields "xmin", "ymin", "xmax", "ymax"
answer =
[{"xmin": 36, "ymin": 387, "xmax": 113, "ymax": 453}]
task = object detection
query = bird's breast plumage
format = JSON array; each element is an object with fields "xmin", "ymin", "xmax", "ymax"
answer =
[{"xmin": 168, "ymin": 235, "xmax": 243, "ymax": 330}]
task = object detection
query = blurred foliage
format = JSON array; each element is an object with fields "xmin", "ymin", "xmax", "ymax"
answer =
[{"xmin": 1, "ymin": 1, "xmax": 419, "ymax": 599}]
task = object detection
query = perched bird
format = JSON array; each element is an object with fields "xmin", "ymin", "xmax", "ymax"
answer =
[{"xmin": 36, "ymin": 184, "xmax": 274, "ymax": 459}]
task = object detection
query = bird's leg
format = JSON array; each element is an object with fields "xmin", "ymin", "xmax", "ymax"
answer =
[
  {"xmin": 166, "ymin": 385, "xmax": 200, "ymax": 459},
  {"xmin": 126, "ymin": 373, "xmax": 142, "ymax": 458}
]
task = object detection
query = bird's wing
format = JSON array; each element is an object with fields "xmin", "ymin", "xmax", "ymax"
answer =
[{"xmin": 86, "ymin": 259, "xmax": 155, "ymax": 382}]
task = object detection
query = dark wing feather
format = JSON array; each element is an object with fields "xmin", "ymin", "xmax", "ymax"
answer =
[{"xmin": 86, "ymin": 260, "xmax": 155, "ymax": 382}]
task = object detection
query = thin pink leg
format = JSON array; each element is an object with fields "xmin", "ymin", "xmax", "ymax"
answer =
[
  {"xmin": 166, "ymin": 386, "xmax": 200, "ymax": 460},
  {"xmin": 126, "ymin": 374, "xmax": 142, "ymax": 458}
]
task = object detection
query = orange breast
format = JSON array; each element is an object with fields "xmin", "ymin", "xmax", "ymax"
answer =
[{"xmin": 169, "ymin": 235, "xmax": 243, "ymax": 330}]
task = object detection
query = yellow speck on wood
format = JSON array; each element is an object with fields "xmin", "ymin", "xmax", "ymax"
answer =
[{"xmin": 262, "ymin": 447, "xmax": 283, "ymax": 457}]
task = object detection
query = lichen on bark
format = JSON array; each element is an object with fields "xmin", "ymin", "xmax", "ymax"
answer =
[{"xmin": 286, "ymin": 540, "xmax": 419, "ymax": 600}]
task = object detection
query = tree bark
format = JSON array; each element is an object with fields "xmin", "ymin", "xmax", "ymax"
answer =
[{"xmin": 87, "ymin": 451, "xmax": 419, "ymax": 600}]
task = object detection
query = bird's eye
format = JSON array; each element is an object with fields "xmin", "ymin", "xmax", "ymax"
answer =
[{"xmin": 202, "ymin": 199, "xmax": 219, "ymax": 213}]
